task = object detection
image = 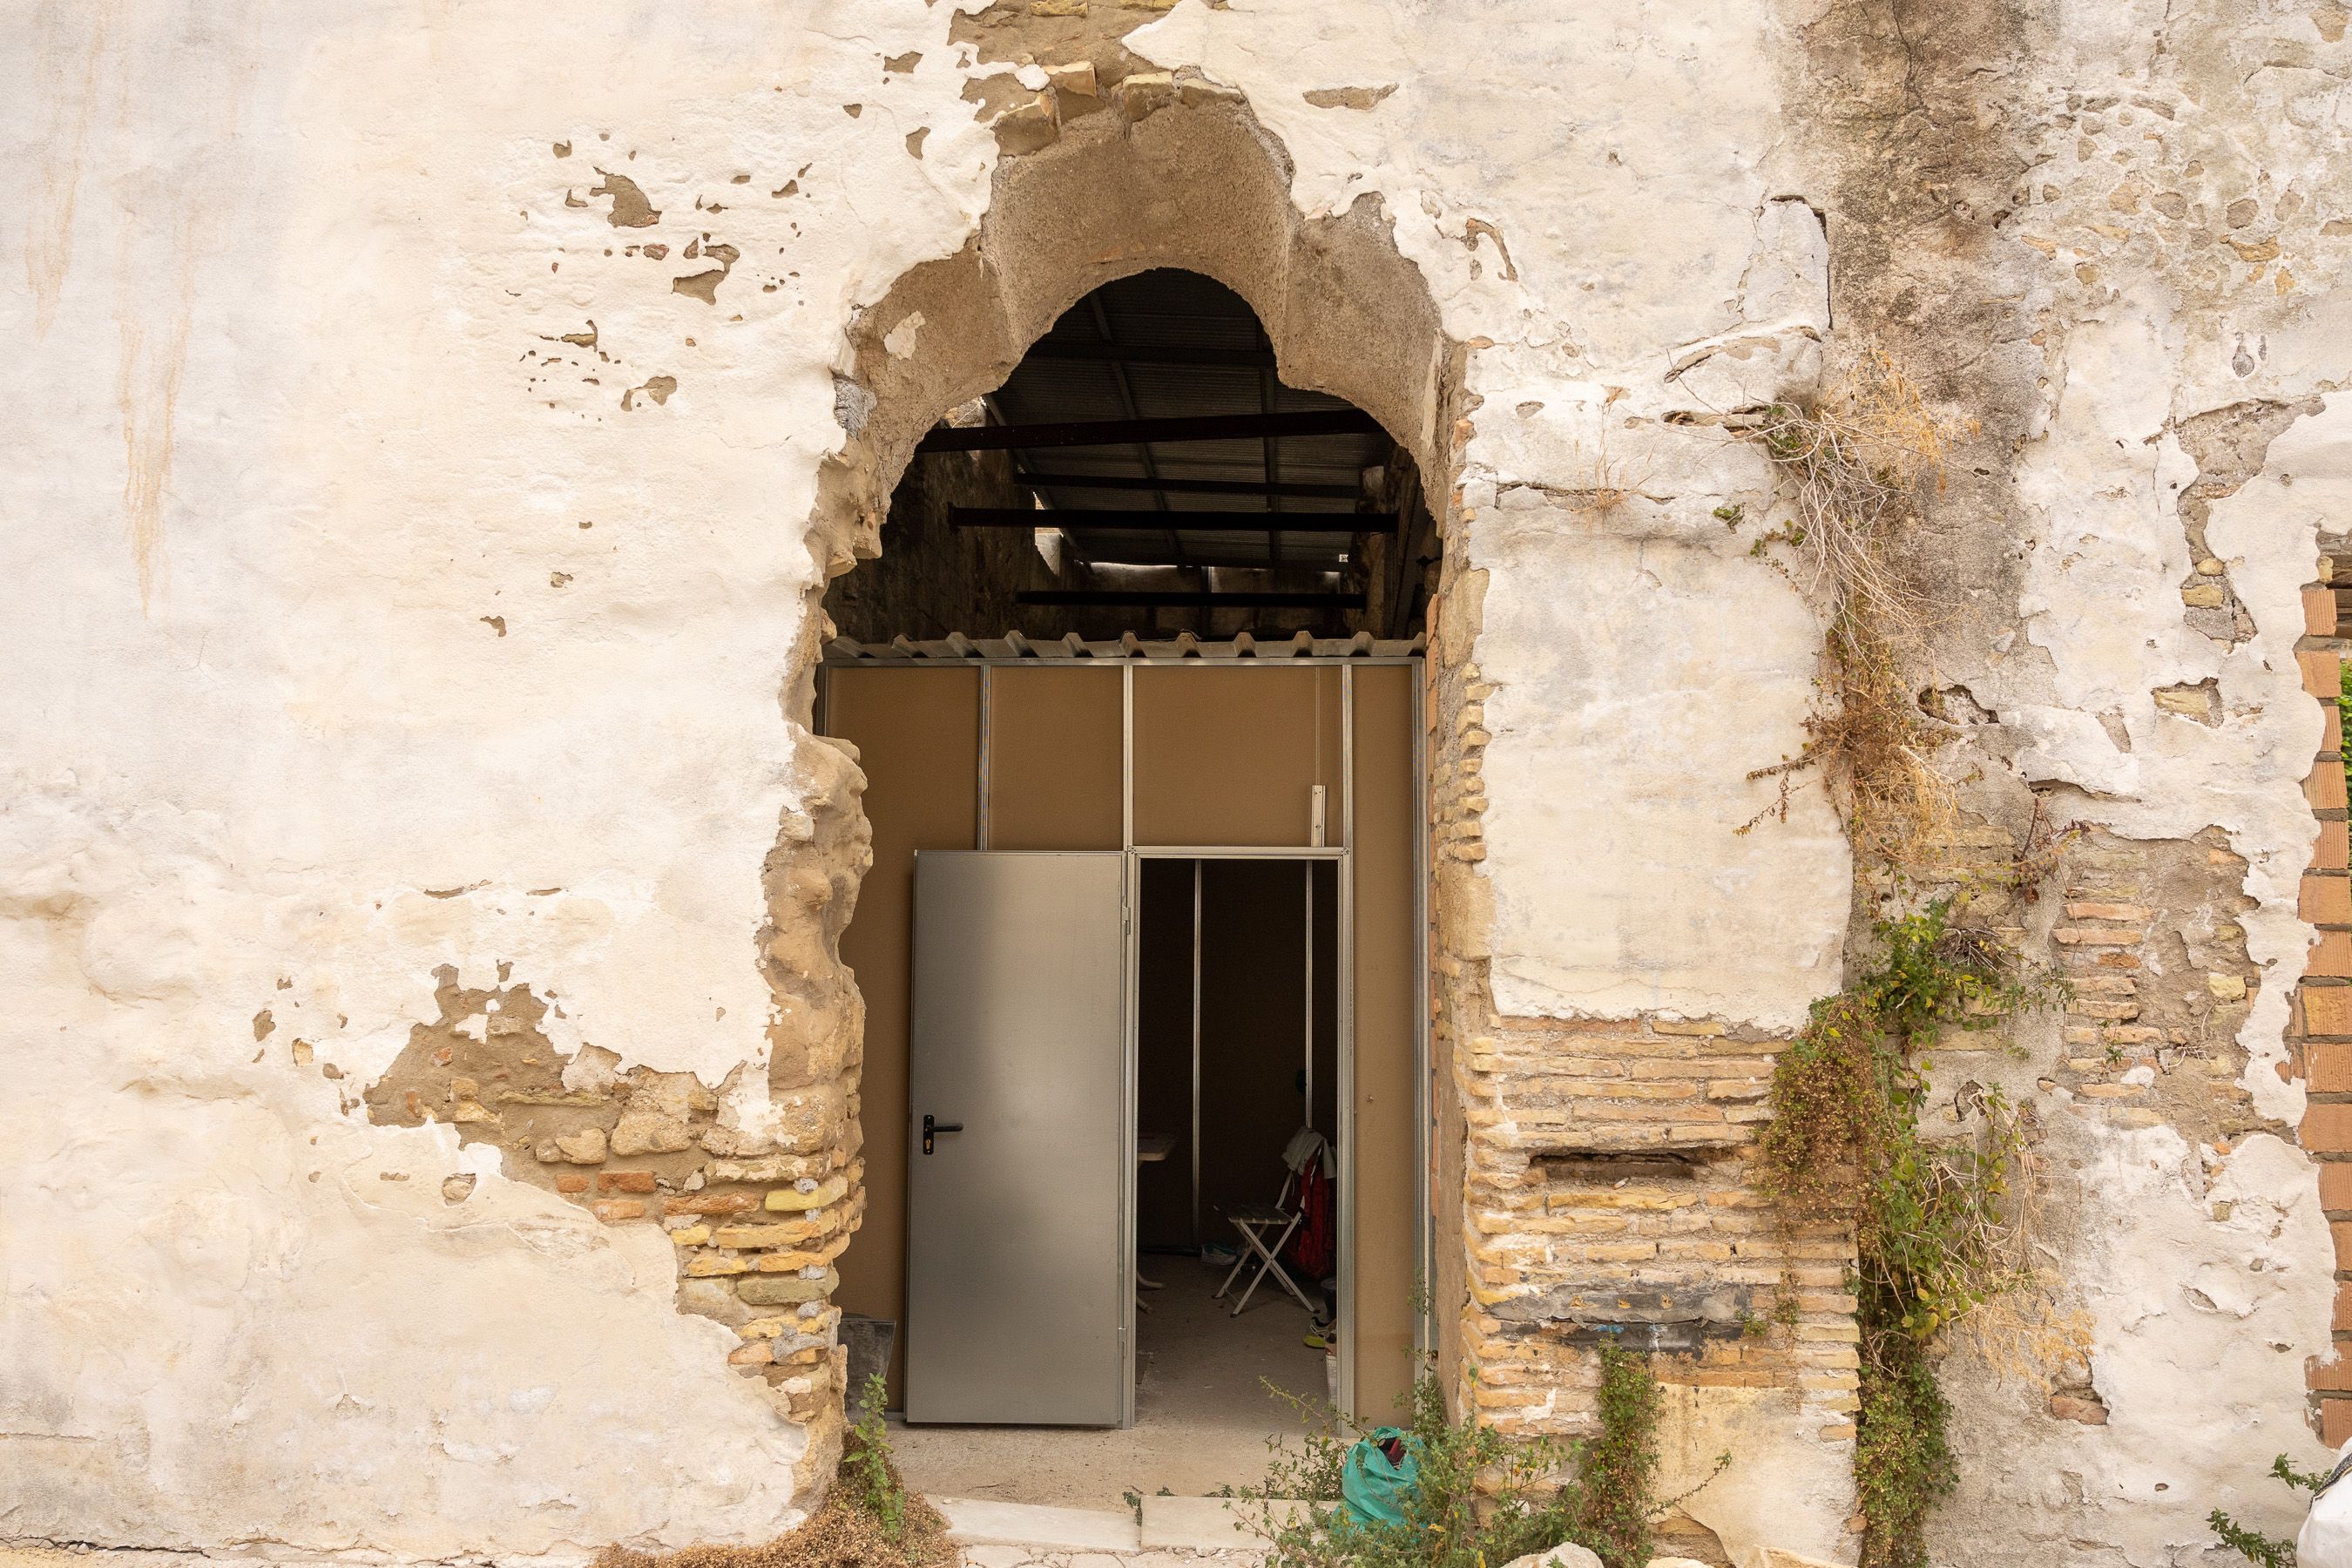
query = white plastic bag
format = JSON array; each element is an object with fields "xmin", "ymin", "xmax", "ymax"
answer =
[{"xmin": 2300, "ymin": 1442, "xmax": 2352, "ymax": 1568}]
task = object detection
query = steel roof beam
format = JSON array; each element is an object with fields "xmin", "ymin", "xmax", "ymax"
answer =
[
  {"xmin": 917, "ymin": 409, "xmax": 1382, "ymax": 451},
  {"xmin": 955, "ymin": 508, "xmax": 1395, "ymax": 533}
]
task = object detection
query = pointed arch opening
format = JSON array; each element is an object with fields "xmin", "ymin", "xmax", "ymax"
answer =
[{"xmin": 769, "ymin": 82, "xmax": 1472, "ymax": 1500}]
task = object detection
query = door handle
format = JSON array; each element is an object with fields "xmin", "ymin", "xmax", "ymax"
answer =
[{"xmin": 922, "ymin": 1114, "xmax": 963, "ymax": 1155}]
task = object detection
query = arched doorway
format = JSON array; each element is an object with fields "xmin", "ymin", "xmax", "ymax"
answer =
[{"xmin": 814, "ymin": 260, "xmax": 1440, "ymax": 1503}]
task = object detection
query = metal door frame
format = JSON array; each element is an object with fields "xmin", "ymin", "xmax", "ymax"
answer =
[{"xmin": 828, "ymin": 656, "xmax": 1428, "ymax": 1423}]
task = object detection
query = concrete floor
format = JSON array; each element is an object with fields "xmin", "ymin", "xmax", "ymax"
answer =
[{"xmin": 890, "ymin": 1255, "xmax": 1330, "ymax": 1509}]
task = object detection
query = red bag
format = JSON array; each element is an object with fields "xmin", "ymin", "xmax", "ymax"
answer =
[{"xmin": 1284, "ymin": 1149, "xmax": 1335, "ymax": 1280}]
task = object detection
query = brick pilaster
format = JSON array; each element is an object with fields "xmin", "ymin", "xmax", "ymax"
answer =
[{"xmin": 2300, "ymin": 564, "xmax": 2350, "ymax": 1441}]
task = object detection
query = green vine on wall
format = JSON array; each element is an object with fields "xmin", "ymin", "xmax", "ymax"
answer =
[
  {"xmin": 1734, "ymin": 352, "xmax": 2074, "ymax": 1566},
  {"xmin": 1759, "ymin": 902, "xmax": 2065, "ymax": 1566}
]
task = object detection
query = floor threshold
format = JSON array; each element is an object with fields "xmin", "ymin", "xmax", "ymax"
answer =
[{"xmin": 935, "ymin": 1494, "xmax": 1312, "ymax": 1561}]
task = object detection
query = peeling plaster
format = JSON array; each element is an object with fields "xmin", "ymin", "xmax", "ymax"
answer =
[{"xmin": 8, "ymin": 0, "xmax": 2352, "ymax": 1561}]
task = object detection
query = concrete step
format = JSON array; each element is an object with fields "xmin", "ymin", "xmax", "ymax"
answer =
[
  {"xmin": 935, "ymin": 1496, "xmax": 1141, "ymax": 1551},
  {"xmin": 934, "ymin": 1494, "xmax": 1308, "ymax": 1565},
  {"xmin": 1138, "ymin": 1495, "xmax": 1315, "ymax": 1550}
]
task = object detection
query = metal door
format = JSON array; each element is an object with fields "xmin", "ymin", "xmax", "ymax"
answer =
[{"xmin": 904, "ymin": 851, "xmax": 1131, "ymax": 1425}]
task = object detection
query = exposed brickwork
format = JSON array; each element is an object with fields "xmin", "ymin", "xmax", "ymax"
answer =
[
  {"xmin": 1451, "ymin": 1014, "xmax": 1862, "ymax": 1443},
  {"xmin": 355, "ymin": 982, "xmax": 867, "ymax": 1429},
  {"xmin": 2033, "ymin": 835, "xmax": 2266, "ymax": 1143},
  {"xmin": 1422, "ymin": 503, "xmax": 1857, "ymax": 1460},
  {"xmin": 2302, "ymin": 550, "xmax": 2352, "ymax": 1436},
  {"xmin": 338, "ymin": 743, "xmax": 875, "ymax": 1484}
]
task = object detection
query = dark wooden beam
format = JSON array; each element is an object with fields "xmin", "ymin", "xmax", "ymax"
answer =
[
  {"xmin": 1018, "ymin": 472, "xmax": 1360, "ymax": 501},
  {"xmin": 1020, "ymin": 339, "xmax": 1278, "ymax": 369},
  {"xmin": 917, "ymin": 408, "xmax": 1381, "ymax": 452},
  {"xmin": 955, "ymin": 508, "xmax": 1395, "ymax": 534},
  {"xmin": 1016, "ymin": 590, "xmax": 1368, "ymax": 609}
]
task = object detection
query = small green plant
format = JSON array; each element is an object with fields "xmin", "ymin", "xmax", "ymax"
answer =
[
  {"xmin": 2207, "ymin": 1452, "xmax": 2346, "ymax": 1565},
  {"xmin": 1853, "ymin": 1334, "xmax": 1956, "ymax": 1566},
  {"xmin": 2210, "ymin": 1511, "xmax": 2294, "ymax": 1568},
  {"xmin": 845, "ymin": 1371, "xmax": 908, "ymax": 1542},
  {"xmin": 1574, "ymin": 1342, "xmax": 1665, "ymax": 1568},
  {"xmin": 1243, "ymin": 1348, "xmax": 1719, "ymax": 1568},
  {"xmin": 1759, "ymin": 899, "xmax": 2064, "ymax": 1567}
]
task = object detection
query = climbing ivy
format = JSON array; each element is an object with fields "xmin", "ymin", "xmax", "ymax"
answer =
[{"xmin": 1759, "ymin": 900, "xmax": 2064, "ymax": 1567}]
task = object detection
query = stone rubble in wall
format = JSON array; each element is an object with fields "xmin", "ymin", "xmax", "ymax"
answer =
[{"xmin": 338, "ymin": 743, "xmax": 876, "ymax": 1483}]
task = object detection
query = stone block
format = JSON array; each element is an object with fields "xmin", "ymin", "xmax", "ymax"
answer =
[
  {"xmin": 739, "ymin": 1270, "xmax": 840, "ymax": 1305},
  {"xmin": 766, "ymin": 1174, "xmax": 848, "ymax": 1211},
  {"xmin": 591, "ymin": 1198, "xmax": 646, "ymax": 1222},
  {"xmin": 610, "ymin": 1112, "xmax": 691, "ymax": 1157},
  {"xmin": 1496, "ymin": 1547, "xmax": 1602, "ymax": 1568},
  {"xmin": 716, "ymin": 1220, "xmax": 821, "ymax": 1249},
  {"xmin": 666, "ymin": 1191, "xmax": 763, "ymax": 1216},
  {"xmin": 552, "ymin": 1126, "xmax": 607, "ymax": 1164},
  {"xmin": 708, "ymin": 1153, "xmax": 832, "ymax": 1185},
  {"xmin": 2064, "ymin": 902, "xmax": 2152, "ymax": 921}
]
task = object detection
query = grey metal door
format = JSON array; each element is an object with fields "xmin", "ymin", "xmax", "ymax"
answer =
[{"xmin": 905, "ymin": 851, "xmax": 1130, "ymax": 1425}]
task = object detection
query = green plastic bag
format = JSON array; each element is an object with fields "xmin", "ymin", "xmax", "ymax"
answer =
[{"xmin": 1339, "ymin": 1427, "xmax": 1419, "ymax": 1528}]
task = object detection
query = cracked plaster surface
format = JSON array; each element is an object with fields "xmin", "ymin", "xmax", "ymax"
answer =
[{"xmin": 6, "ymin": 0, "xmax": 2352, "ymax": 1562}]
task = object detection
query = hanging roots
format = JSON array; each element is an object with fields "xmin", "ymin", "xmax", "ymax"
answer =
[{"xmin": 1739, "ymin": 347, "xmax": 1975, "ymax": 863}]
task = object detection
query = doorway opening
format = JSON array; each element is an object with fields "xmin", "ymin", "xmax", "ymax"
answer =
[{"xmin": 815, "ymin": 266, "xmax": 1439, "ymax": 1507}]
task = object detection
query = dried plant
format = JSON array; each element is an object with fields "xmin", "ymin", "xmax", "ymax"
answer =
[
  {"xmin": 1739, "ymin": 346, "xmax": 1976, "ymax": 863},
  {"xmin": 597, "ymin": 1379, "xmax": 952, "ymax": 1568}
]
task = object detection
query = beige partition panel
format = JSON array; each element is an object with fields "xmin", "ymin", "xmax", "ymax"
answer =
[
  {"xmin": 1133, "ymin": 666, "xmax": 1345, "ymax": 847},
  {"xmin": 1349, "ymin": 664, "xmax": 1420, "ymax": 1419},
  {"xmin": 824, "ymin": 666, "xmax": 979, "ymax": 1397},
  {"xmin": 987, "ymin": 666, "xmax": 1124, "ymax": 851}
]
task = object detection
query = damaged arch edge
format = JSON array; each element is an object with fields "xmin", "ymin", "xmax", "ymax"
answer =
[{"xmin": 770, "ymin": 72, "xmax": 1467, "ymax": 1472}]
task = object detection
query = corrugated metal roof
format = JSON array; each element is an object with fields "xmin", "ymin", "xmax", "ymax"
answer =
[{"xmin": 824, "ymin": 632, "xmax": 1423, "ymax": 664}]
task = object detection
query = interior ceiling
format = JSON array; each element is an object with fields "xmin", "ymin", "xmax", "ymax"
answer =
[{"xmin": 986, "ymin": 269, "xmax": 1386, "ymax": 574}]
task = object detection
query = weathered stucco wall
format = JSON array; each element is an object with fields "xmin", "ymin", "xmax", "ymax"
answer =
[{"xmin": 5, "ymin": 1, "xmax": 2351, "ymax": 1564}]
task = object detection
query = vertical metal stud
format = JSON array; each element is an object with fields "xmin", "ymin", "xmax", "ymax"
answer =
[
  {"xmin": 1412, "ymin": 659, "xmax": 1435, "ymax": 1359},
  {"xmin": 1192, "ymin": 858, "xmax": 1204, "ymax": 1250},
  {"xmin": 976, "ymin": 666, "xmax": 992, "ymax": 850},
  {"xmin": 1122, "ymin": 663, "xmax": 1136, "ymax": 852},
  {"xmin": 1337, "ymin": 663, "xmax": 1357, "ymax": 1418},
  {"xmin": 1304, "ymin": 861, "xmax": 1315, "ymax": 1129}
]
